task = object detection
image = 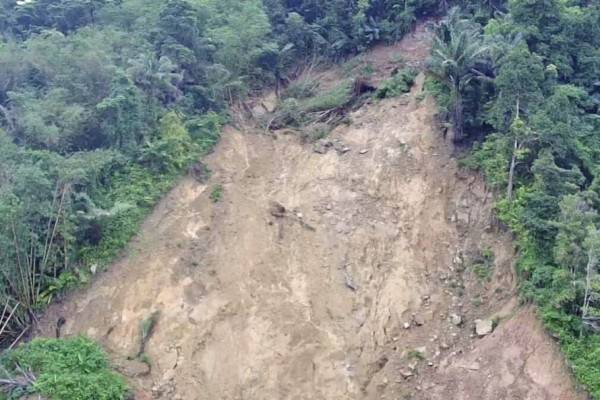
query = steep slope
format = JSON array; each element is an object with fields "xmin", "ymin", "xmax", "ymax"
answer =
[{"xmin": 38, "ymin": 26, "xmax": 585, "ymax": 400}]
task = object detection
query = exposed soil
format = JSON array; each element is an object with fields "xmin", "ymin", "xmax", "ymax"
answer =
[{"xmin": 38, "ymin": 25, "xmax": 586, "ymax": 400}]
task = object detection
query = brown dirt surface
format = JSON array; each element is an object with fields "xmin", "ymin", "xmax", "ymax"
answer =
[{"xmin": 37, "ymin": 25, "xmax": 587, "ymax": 400}]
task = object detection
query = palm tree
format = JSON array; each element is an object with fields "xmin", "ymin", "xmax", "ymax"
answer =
[{"xmin": 428, "ymin": 8, "xmax": 489, "ymax": 142}]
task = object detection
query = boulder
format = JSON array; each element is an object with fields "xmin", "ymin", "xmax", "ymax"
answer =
[{"xmin": 475, "ymin": 319, "xmax": 493, "ymax": 337}]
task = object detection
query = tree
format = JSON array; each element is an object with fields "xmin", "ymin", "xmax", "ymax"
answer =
[
  {"xmin": 428, "ymin": 8, "xmax": 489, "ymax": 141},
  {"xmin": 582, "ymin": 226, "xmax": 600, "ymax": 333},
  {"xmin": 489, "ymin": 44, "xmax": 545, "ymax": 200},
  {"xmin": 554, "ymin": 194, "xmax": 597, "ymax": 277}
]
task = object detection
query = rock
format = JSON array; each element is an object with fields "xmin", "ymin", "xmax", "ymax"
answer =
[
  {"xmin": 412, "ymin": 313, "xmax": 425, "ymax": 326},
  {"xmin": 313, "ymin": 139, "xmax": 333, "ymax": 154},
  {"xmin": 456, "ymin": 209, "xmax": 470, "ymax": 225},
  {"xmin": 359, "ymin": 149, "xmax": 369, "ymax": 154},
  {"xmin": 399, "ymin": 368, "xmax": 414, "ymax": 379},
  {"xmin": 162, "ymin": 368, "xmax": 176, "ymax": 382},
  {"xmin": 333, "ymin": 141, "xmax": 351, "ymax": 154},
  {"xmin": 115, "ymin": 359, "xmax": 151, "ymax": 378},
  {"xmin": 462, "ymin": 362, "xmax": 481, "ymax": 371},
  {"xmin": 335, "ymin": 221, "xmax": 351, "ymax": 234},
  {"xmin": 450, "ymin": 313, "xmax": 462, "ymax": 326},
  {"xmin": 134, "ymin": 390, "xmax": 153, "ymax": 400},
  {"xmin": 403, "ymin": 322, "xmax": 411, "ymax": 329},
  {"xmin": 269, "ymin": 201, "xmax": 286, "ymax": 218},
  {"xmin": 313, "ymin": 143, "xmax": 328, "ymax": 154},
  {"xmin": 475, "ymin": 319, "xmax": 494, "ymax": 337}
]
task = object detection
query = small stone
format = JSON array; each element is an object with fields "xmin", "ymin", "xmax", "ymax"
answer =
[
  {"xmin": 466, "ymin": 362, "xmax": 480, "ymax": 371},
  {"xmin": 115, "ymin": 359, "xmax": 151, "ymax": 378},
  {"xmin": 359, "ymin": 149, "xmax": 369, "ymax": 154},
  {"xmin": 412, "ymin": 313, "xmax": 425, "ymax": 326},
  {"xmin": 269, "ymin": 201, "xmax": 286, "ymax": 218},
  {"xmin": 134, "ymin": 390, "xmax": 153, "ymax": 400},
  {"xmin": 440, "ymin": 342, "xmax": 450, "ymax": 350},
  {"xmin": 313, "ymin": 143, "xmax": 328, "ymax": 154},
  {"xmin": 450, "ymin": 314, "xmax": 462, "ymax": 326},
  {"xmin": 403, "ymin": 322, "xmax": 411, "ymax": 329},
  {"xmin": 399, "ymin": 368, "xmax": 414, "ymax": 379},
  {"xmin": 475, "ymin": 319, "xmax": 494, "ymax": 337}
]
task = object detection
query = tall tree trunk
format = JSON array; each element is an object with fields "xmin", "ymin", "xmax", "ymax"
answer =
[
  {"xmin": 452, "ymin": 87, "xmax": 464, "ymax": 142},
  {"xmin": 507, "ymin": 98, "xmax": 521, "ymax": 202},
  {"xmin": 507, "ymin": 138, "xmax": 518, "ymax": 201},
  {"xmin": 581, "ymin": 248, "xmax": 595, "ymax": 337}
]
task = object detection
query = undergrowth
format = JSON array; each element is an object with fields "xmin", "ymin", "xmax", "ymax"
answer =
[
  {"xmin": 375, "ymin": 67, "xmax": 418, "ymax": 99},
  {"xmin": 0, "ymin": 337, "xmax": 127, "ymax": 400}
]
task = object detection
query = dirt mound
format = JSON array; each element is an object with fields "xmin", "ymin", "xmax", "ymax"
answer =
[{"xmin": 37, "ymin": 25, "xmax": 585, "ymax": 400}]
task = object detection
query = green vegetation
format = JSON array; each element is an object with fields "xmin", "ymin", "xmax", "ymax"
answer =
[
  {"xmin": 0, "ymin": 337, "xmax": 127, "ymax": 400},
  {"xmin": 209, "ymin": 184, "xmax": 224, "ymax": 203},
  {"xmin": 269, "ymin": 80, "xmax": 355, "ymax": 134},
  {"xmin": 138, "ymin": 311, "xmax": 159, "ymax": 359},
  {"xmin": 471, "ymin": 248, "xmax": 495, "ymax": 281},
  {"xmin": 407, "ymin": 349, "xmax": 425, "ymax": 361},
  {"xmin": 430, "ymin": 2, "xmax": 600, "ymax": 397},
  {"xmin": 375, "ymin": 67, "xmax": 419, "ymax": 99}
]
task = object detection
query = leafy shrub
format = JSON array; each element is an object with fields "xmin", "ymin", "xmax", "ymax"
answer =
[
  {"xmin": 302, "ymin": 82, "xmax": 353, "ymax": 113},
  {"xmin": 281, "ymin": 79, "xmax": 319, "ymax": 100},
  {"xmin": 210, "ymin": 185, "xmax": 224, "ymax": 203},
  {"xmin": 270, "ymin": 81, "xmax": 354, "ymax": 130},
  {"xmin": 375, "ymin": 68, "xmax": 418, "ymax": 99},
  {"xmin": 423, "ymin": 75, "xmax": 451, "ymax": 113},
  {"xmin": 0, "ymin": 337, "xmax": 127, "ymax": 400}
]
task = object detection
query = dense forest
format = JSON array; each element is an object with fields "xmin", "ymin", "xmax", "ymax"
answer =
[
  {"xmin": 1, "ymin": 0, "xmax": 600, "ymax": 398},
  {"xmin": 427, "ymin": 1, "xmax": 600, "ymax": 396}
]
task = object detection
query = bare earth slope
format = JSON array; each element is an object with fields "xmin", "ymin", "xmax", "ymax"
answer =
[{"xmin": 39, "ymin": 26, "xmax": 585, "ymax": 400}]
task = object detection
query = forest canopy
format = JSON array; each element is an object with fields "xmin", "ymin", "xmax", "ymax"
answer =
[{"xmin": 426, "ymin": 1, "xmax": 600, "ymax": 396}]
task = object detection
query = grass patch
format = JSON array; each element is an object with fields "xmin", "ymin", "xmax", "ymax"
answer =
[
  {"xmin": 471, "ymin": 248, "xmax": 495, "ymax": 281},
  {"xmin": 407, "ymin": 349, "xmax": 425, "ymax": 360},
  {"xmin": 302, "ymin": 81, "xmax": 353, "ymax": 113},
  {"xmin": 210, "ymin": 184, "xmax": 224, "ymax": 203},
  {"xmin": 0, "ymin": 337, "xmax": 127, "ymax": 400},
  {"xmin": 268, "ymin": 80, "xmax": 356, "ymax": 136},
  {"xmin": 375, "ymin": 67, "xmax": 418, "ymax": 99}
]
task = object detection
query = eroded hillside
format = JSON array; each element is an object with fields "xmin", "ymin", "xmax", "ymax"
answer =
[{"xmin": 38, "ymin": 26, "xmax": 585, "ymax": 400}]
